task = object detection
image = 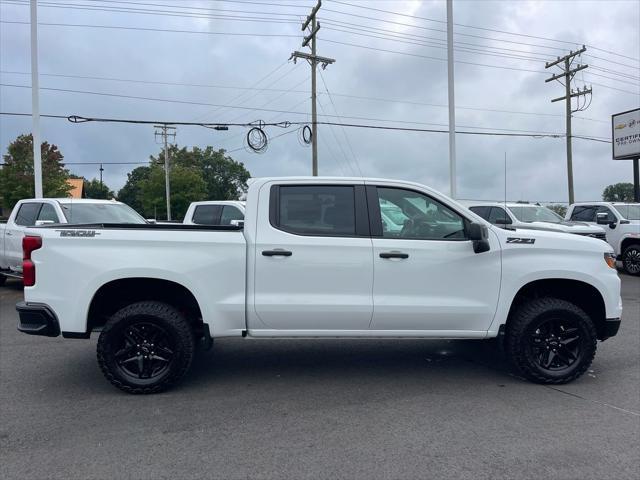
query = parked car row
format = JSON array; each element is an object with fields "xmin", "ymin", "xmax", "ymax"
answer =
[
  {"xmin": 462, "ymin": 200, "xmax": 640, "ymax": 275},
  {"xmin": 1, "ymin": 198, "xmax": 146, "ymax": 284}
]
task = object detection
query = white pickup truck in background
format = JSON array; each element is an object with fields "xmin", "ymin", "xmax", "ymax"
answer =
[
  {"xmin": 183, "ymin": 200, "xmax": 245, "ymax": 226},
  {"xmin": 16, "ymin": 177, "xmax": 622, "ymax": 394},
  {"xmin": 1, "ymin": 198, "xmax": 146, "ymax": 284},
  {"xmin": 566, "ymin": 202, "xmax": 640, "ymax": 276},
  {"xmin": 461, "ymin": 201, "xmax": 606, "ymax": 240}
]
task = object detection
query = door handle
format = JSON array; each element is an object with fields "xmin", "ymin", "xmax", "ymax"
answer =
[
  {"xmin": 5, "ymin": 232, "xmax": 12, "ymax": 236},
  {"xmin": 379, "ymin": 251, "xmax": 409, "ymax": 259},
  {"xmin": 262, "ymin": 249, "xmax": 293, "ymax": 257}
]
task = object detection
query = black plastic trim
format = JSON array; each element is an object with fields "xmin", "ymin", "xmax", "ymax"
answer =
[
  {"xmin": 62, "ymin": 331, "xmax": 91, "ymax": 339},
  {"xmin": 600, "ymin": 317, "xmax": 621, "ymax": 340},
  {"xmin": 16, "ymin": 301, "xmax": 60, "ymax": 337},
  {"xmin": 41, "ymin": 223, "xmax": 242, "ymax": 231}
]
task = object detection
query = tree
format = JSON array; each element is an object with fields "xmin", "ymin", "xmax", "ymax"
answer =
[
  {"xmin": 84, "ymin": 178, "xmax": 115, "ymax": 199},
  {"xmin": 117, "ymin": 166, "xmax": 152, "ymax": 214},
  {"xmin": 0, "ymin": 134, "xmax": 72, "ymax": 209},
  {"xmin": 138, "ymin": 164, "xmax": 207, "ymax": 220},
  {"xmin": 547, "ymin": 204, "xmax": 567, "ymax": 218},
  {"xmin": 151, "ymin": 145, "xmax": 250, "ymax": 200},
  {"xmin": 603, "ymin": 183, "xmax": 635, "ymax": 202}
]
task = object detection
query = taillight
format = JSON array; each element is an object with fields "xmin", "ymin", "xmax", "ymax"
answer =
[{"xmin": 23, "ymin": 235, "xmax": 42, "ymax": 287}]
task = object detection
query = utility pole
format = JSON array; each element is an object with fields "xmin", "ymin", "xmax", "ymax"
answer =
[
  {"xmin": 545, "ymin": 46, "xmax": 591, "ymax": 204},
  {"xmin": 154, "ymin": 125, "xmax": 176, "ymax": 221},
  {"xmin": 30, "ymin": 0, "xmax": 43, "ymax": 198},
  {"xmin": 289, "ymin": 0, "xmax": 334, "ymax": 176},
  {"xmin": 446, "ymin": 0, "xmax": 456, "ymax": 199},
  {"xmin": 99, "ymin": 164, "xmax": 104, "ymax": 187}
]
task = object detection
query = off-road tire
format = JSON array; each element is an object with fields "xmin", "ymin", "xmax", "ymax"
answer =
[
  {"xmin": 97, "ymin": 301, "xmax": 195, "ymax": 394},
  {"xmin": 505, "ymin": 297, "xmax": 597, "ymax": 384},
  {"xmin": 621, "ymin": 244, "xmax": 640, "ymax": 276}
]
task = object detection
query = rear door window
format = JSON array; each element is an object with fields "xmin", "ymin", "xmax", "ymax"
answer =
[
  {"xmin": 192, "ymin": 205, "xmax": 223, "ymax": 225},
  {"xmin": 37, "ymin": 203, "xmax": 60, "ymax": 223},
  {"xmin": 14, "ymin": 202, "xmax": 41, "ymax": 226},
  {"xmin": 468, "ymin": 206, "xmax": 490, "ymax": 220},
  {"xmin": 220, "ymin": 206, "xmax": 244, "ymax": 225},
  {"xmin": 488, "ymin": 207, "xmax": 511, "ymax": 224},
  {"xmin": 275, "ymin": 185, "xmax": 356, "ymax": 236}
]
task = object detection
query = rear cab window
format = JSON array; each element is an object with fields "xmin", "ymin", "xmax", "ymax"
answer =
[
  {"xmin": 192, "ymin": 205, "xmax": 223, "ymax": 225},
  {"xmin": 14, "ymin": 203, "xmax": 41, "ymax": 226}
]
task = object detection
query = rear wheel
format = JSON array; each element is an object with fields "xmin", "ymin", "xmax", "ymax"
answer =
[
  {"xmin": 505, "ymin": 297, "xmax": 597, "ymax": 384},
  {"xmin": 622, "ymin": 244, "xmax": 640, "ymax": 276},
  {"xmin": 97, "ymin": 301, "xmax": 195, "ymax": 394}
]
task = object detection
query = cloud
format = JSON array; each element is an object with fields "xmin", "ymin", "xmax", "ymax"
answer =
[{"xmin": 1, "ymin": 0, "xmax": 638, "ymax": 204}]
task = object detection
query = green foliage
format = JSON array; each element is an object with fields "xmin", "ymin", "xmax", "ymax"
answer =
[
  {"xmin": 152, "ymin": 145, "xmax": 250, "ymax": 200},
  {"xmin": 117, "ymin": 166, "xmax": 152, "ymax": 214},
  {"xmin": 602, "ymin": 183, "xmax": 635, "ymax": 202},
  {"xmin": 0, "ymin": 133, "xmax": 72, "ymax": 209},
  {"xmin": 138, "ymin": 165, "xmax": 207, "ymax": 220},
  {"xmin": 84, "ymin": 178, "xmax": 115, "ymax": 199},
  {"xmin": 117, "ymin": 145, "xmax": 250, "ymax": 220},
  {"xmin": 546, "ymin": 204, "xmax": 567, "ymax": 218}
]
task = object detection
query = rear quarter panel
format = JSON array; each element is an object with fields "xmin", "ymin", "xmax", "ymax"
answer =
[{"xmin": 24, "ymin": 228, "xmax": 247, "ymax": 336}]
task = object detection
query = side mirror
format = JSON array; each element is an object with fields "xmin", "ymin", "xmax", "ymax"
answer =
[
  {"xmin": 596, "ymin": 213, "xmax": 610, "ymax": 225},
  {"xmin": 467, "ymin": 222, "xmax": 490, "ymax": 253},
  {"xmin": 35, "ymin": 220, "xmax": 54, "ymax": 226}
]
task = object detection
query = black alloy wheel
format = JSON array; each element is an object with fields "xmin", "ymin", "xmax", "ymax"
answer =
[{"xmin": 622, "ymin": 245, "xmax": 640, "ymax": 276}]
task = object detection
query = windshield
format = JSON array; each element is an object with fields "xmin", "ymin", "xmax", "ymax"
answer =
[
  {"xmin": 614, "ymin": 205, "xmax": 640, "ymax": 220},
  {"xmin": 508, "ymin": 205, "xmax": 563, "ymax": 223},
  {"xmin": 60, "ymin": 203, "xmax": 147, "ymax": 224}
]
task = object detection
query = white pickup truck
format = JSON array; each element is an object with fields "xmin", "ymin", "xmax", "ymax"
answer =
[
  {"xmin": 16, "ymin": 177, "xmax": 622, "ymax": 394},
  {"xmin": 565, "ymin": 202, "xmax": 640, "ymax": 276},
  {"xmin": 1, "ymin": 198, "xmax": 147, "ymax": 284}
]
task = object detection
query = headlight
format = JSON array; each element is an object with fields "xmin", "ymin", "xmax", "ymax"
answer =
[{"xmin": 604, "ymin": 252, "xmax": 617, "ymax": 269}]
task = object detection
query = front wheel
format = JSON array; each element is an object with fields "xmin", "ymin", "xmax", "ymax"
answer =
[
  {"xmin": 622, "ymin": 244, "xmax": 640, "ymax": 276},
  {"xmin": 505, "ymin": 297, "xmax": 597, "ymax": 384},
  {"xmin": 97, "ymin": 301, "xmax": 195, "ymax": 394}
]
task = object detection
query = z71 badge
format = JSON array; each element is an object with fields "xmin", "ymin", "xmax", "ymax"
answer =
[
  {"xmin": 57, "ymin": 230, "xmax": 100, "ymax": 237},
  {"xmin": 506, "ymin": 237, "xmax": 535, "ymax": 244}
]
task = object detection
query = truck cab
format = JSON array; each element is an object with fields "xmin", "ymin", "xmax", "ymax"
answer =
[
  {"xmin": 566, "ymin": 202, "xmax": 640, "ymax": 275},
  {"xmin": 183, "ymin": 201, "xmax": 245, "ymax": 226}
]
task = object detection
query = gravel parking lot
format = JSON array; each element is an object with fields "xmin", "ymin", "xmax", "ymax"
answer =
[{"xmin": 1, "ymin": 275, "xmax": 638, "ymax": 480}]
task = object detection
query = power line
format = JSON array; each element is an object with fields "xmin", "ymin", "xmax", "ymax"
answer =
[
  {"xmin": 7, "ymin": 82, "xmax": 609, "ymax": 135},
  {"xmin": 0, "ymin": 112, "xmax": 610, "ymax": 142},
  {"xmin": 327, "ymin": 0, "xmax": 640, "ymax": 63},
  {"xmin": 0, "ymin": 69, "xmax": 611, "ymax": 122}
]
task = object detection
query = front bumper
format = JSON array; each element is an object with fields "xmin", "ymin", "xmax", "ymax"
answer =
[
  {"xmin": 16, "ymin": 302, "xmax": 60, "ymax": 337},
  {"xmin": 601, "ymin": 317, "xmax": 621, "ymax": 340}
]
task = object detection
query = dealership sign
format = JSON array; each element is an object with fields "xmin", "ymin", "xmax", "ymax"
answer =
[{"xmin": 612, "ymin": 108, "xmax": 640, "ymax": 160}]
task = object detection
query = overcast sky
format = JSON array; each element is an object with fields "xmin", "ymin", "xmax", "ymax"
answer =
[{"xmin": 1, "ymin": 0, "xmax": 639, "ymax": 204}]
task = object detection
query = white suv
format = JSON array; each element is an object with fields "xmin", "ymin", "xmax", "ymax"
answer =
[{"xmin": 566, "ymin": 202, "xmax": 640, "ymax": 275}]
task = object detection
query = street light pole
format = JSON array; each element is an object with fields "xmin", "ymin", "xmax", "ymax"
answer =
[{"xmin": 30, "ymin": 0, "xmax": 43, "ymax": 198}]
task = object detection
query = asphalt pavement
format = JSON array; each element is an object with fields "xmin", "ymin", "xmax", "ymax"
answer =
[{"xmin": 1, "ymin": 275, "xmax": 638, "ymax": 480}]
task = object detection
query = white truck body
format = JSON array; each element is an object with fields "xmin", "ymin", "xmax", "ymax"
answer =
[
  {"xmin": 461, "ymin": 201, "xmax": 607, "ymax": 240},
  {"xmin": 183, "ymin": 200, "xmax": 245, "ymax": 226},
  {"xmin": 0, "ymin": 198, "xmax": 146, "ymax": 275},
  {"xmin": 565, "ymin": 202, "xmax": 640, "ymax": 275},
  {"xmin": 15, "ymin": 178, "xmax": 622, "ymax": 392}
]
